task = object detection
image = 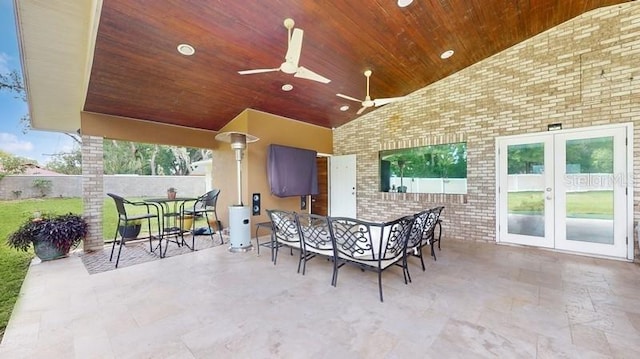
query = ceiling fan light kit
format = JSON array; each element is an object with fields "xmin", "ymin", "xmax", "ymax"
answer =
[{"xmin": 238, "ymin": 18, "xmax": 331, "ymax": 84}]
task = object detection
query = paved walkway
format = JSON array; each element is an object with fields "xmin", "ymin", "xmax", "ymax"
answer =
[{"xmin": 79, "ymin": 234, "xmax": 227, "ymax": 274}]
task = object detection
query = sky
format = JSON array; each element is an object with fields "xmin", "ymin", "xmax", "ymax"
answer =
[{"xmin": 0, "ymin": 0, "xmax": 75, "ymax": 165}]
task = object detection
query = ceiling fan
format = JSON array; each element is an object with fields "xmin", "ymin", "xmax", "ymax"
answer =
[
  {"xmin": 238, "ymin": 18, "xmax": 331, "ymax": 84},
  {"xmin": 337, "ymin": 70, "xmax": 406, "ymax": 114}
]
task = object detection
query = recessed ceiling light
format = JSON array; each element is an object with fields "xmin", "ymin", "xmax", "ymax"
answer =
[
  {"xmin": 281, "ymin": 84, "xmax": 293, "ymax": 91},
  {"xmin": 397, "ymin": 0, "xmax": 414, "ymax": 7},
  {"xmin": 340, "ymin": 105, "xmax": 350, "ymax": 111},
  {"xmin": 177, "ymin": 43, "xmax": 195, "ymax": 56},
  {"xmin": 440, "ymin": 50, "xmax": 454, "ymax": 59}
]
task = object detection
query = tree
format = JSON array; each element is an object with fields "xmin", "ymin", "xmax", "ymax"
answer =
[
  {"xmin": 46, "ymin": 146, "xmax": 82, "ymax": 175},
  {"xmin": 0, "ymin": 150, "xmax": 31, "ymax": 174},
  {"xmin": 102, "ymin": 139, "xmax": 211, "ymax": 175},
  {"xmin": 0, "ymin": 70, "xmax": 25, "ymax": 100}
]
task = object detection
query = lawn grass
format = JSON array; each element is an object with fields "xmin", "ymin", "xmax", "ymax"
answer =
[
  {"xmin": 0, "ymin": 198, "xmax": 83, "ymax": 339},
  {"xmin": 508, "ymin": 190, "xmax": 613, "ymax": 218},
  {"xmin": 0, "ymin": 197, "xmax": 209, "ymax": 340}
]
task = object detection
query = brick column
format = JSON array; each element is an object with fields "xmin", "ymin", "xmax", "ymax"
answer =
[{"xmin": 82, "ymin": 135, "xmax": 104, "ymax": 251}]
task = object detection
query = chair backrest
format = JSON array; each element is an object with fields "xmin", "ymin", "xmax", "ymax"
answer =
[
  {"xmin": 194, "ymin": 189, "xmax": 220, "ymax": 210},
  {"xmin": 328, "ymin": 215, "xmax": 413, "ymax": 262},
  {"xmin": 267, "ymin": 209, "xmax": 300, "ymax": 245},
  {"xmin": 328, "ymin": 216, "xmax": 377, "ymax": 262},
  {"xmin": 296, "ymin": 213, "xmax": 334, "ymax": 255},
  {"xmin": 407, "ymin": 209, "xmax": 432, "ymax": 250},
  {"xmin": 107, "ymin": 193, "xmax": 129, "ymax": 219},
  {"xmin": 423, "ymin": 206, "xmax": 444, "ymax": 242},
  {"xmin": 381, "ymin": 215, "xmax": 414, "ymax": 260}
]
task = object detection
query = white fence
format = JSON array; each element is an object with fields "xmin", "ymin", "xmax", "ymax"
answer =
[
  {"xmin": 0, "ymin": 175, "xmax": 206, "ymax": 200},
  {"xmin": 389, "ymin": 177, "xmax": 467, "ymax": 194}
]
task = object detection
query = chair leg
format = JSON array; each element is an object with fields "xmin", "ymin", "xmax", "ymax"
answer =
[
  {"xmin": 331, "ymin": 258, "xmax": 338, "ymax": 287},
  {"xmin": 203, "ymin": 212, "xmax": 214, "ymax": 243},
  {"xmin": 109, "ymin": 239, "xmax": 117, "ymax": 261},
  {"xmin": 147, "ymin": 219, "xmax": 154, "ymax": 252},
  {"xmin": 214, "ymin": 212, "xmax": 224, "ymax": 244},
  {"xmin": 274, "ymin": 243, "xmax": 279, "ymax": 265},
  {"xmin": 270, "ymin": 233, "xmax": 275, "ymax": 263},
  {"xmin": 431, "ymin": 237, "xmax": 437, "ymax": 261},
  {"xmin": 404, "ymin": 256, "xmax": 412, "ymax": 284},
  {"xmin": 109, "ymin": 229, "xmax": 118, "ymax": 261},
  {"xmin": 378, "ymin": 271, "xmax": 384, "ymax": 302},
  {"xmin": 115, "ymin": 239, "xmax": 124, "ymax": 268},
  {"xmin": 419, "ymin": 247, "xmax": 426, "ymax": 271},
  {"xmin": 298, "ymin": 251, "xmax": 305, "ymax": 274},
  {"xmin": 437, "ymin": 220, "xmax": 442, "ymax": 250},
  {"xmin": 110, "ymin": 219, "xmax": 121, "ymax": 262}
]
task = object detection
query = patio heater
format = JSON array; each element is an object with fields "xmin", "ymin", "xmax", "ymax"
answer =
[{"xmin": 215, "ymin": 131, "xmax": 259, "ymax": 252}]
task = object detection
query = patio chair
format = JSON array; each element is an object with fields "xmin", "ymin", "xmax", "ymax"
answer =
[
  {"xmin": 183, "ymin": 189, "xmax": 224, "ymax": 245},
  {"xmin": 107, "ymin": 193, "xmax": 161, "ymax": 268},
  {"xmin": 267, "ymin": 209, "xmax": 303, "ymax": 271},
  {"xmin": 328, "ymin": 215, "xmax": 414, "ymax": 302},
  {"xmin": 404, "ymin": 208, "xmax": 434, "ymax": 282},
  {"xmin": 421, "ymin": 206, "xmax": 444, "ymax": 263},
  {"xmin": 295, "ymin": 213, "xmax": 337, "ymax": 286}
]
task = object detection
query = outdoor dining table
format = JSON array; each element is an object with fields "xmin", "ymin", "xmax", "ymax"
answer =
[{"xmin": 144, "ymin": 197, "xmax": 198, "ymax": 251}]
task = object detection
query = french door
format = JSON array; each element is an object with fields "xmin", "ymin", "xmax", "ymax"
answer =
[{"xmin": 497, "ymin": 124, "xmax": 632, "ymax": 259}]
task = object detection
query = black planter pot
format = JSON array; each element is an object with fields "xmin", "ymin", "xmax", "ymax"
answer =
[
  {"xmin": 118, "ymin": 224, "xmax": 142, "ymax": 239},
  {"xmin": 33, "ymin": 240, "xmax": 68, "ymax": 261}
]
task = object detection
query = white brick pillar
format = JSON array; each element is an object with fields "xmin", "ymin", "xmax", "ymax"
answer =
[{"xmin": 82, "ymin": 135, "xmax": 104, "ymax": 251}]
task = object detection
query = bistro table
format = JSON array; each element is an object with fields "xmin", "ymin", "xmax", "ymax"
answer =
[{"xmin": 145, "ymin": 197, "xmax": 198, "ymax": 254}]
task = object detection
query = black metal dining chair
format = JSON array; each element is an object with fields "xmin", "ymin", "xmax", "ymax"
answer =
[
  {"xmin": 328, "ymin": 215, "xmax": 414, "ymax": 302},
  {"xmin": 107, "ymin": 193, "xmax": 161, "ymax": 268},
  {"xmin": 267, "ymin": 209, "xmax": 303, "ymax": 270},
  {"xmin": 422, "ymin": 206, "xmax": 445, "ymax": 262},
  {"xmin": 404, "ymin": 208, "xmax": 434, "ymax": 282},
  {"xmin": 183, "ymin": 189, "xmax": 224, "ymax": 245},
  {"xmin": 295, "ymin": 212, "xmax": 336, "ymax": 285}
]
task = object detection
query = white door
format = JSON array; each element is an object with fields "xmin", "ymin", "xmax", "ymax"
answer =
[
  {"xmin": 553, "ymin": 128, "xmax": 628, "ymax": 257},
  {"xmin": 330, "ymin": 154, "xmax": 357, "ymax": 217},
  {"xmin": 497, "ymin": 135, "xmax": 555, "ymax": 248},
  {"xmin": 497, "ymin": 124, "xmax": 631, "ymax": 259}
]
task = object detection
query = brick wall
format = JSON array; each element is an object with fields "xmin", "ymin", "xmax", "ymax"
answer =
[
  {"xmin": 333, "ymin": 3, "xmax": 639, "ymax": 246},
  {"xmin": 82, "ymin": 135, "xmax": 105, "ymax": 251}
]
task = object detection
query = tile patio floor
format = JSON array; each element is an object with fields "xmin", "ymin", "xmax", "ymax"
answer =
[{"xmin": 1, "ymin": 238, "xmax": 640, "ymax": 358}]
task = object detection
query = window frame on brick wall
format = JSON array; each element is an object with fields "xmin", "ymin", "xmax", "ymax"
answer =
[{"xmin": 378, "ymin": 142, "xmax": 467, "ymax": 194}]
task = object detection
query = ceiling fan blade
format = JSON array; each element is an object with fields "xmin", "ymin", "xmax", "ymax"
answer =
[
  {"xmin": 336, "ymin": 93, "xmax": 363, "ymax": 103},
  {"xmin": 374, "ymin": 96, "xmax": 406, "ymax": 106},
  {"xmin": 294, "ymin": 66, "xmax": 331, "ymax": 83},
  {"xmin": 238, "ymin": 68, "xmax": 280, "ymax": 75},
  {"xmin": 356, "ymin": 106, "xmax": 367, "ymax": 115},
  {"xmin": 285, "ymin": 28, "xmax": 303, "ymax": 68}
]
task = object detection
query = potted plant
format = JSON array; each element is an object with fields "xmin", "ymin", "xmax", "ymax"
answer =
[
  {"xmin": 167, "ymin": 187, "xmax": 177, "ymax": 199},
  {"xmin": 6, "ymin": 213, "xmax": 89, "ymax": 261},
  {"xmin": 118, "ymin": 219, "xmax": 142, "ymax": 239}
]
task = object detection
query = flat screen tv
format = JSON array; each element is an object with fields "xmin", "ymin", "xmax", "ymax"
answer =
[{"xmin": 267, "ymin": 144, "xmax": 318, "ymax": 197}]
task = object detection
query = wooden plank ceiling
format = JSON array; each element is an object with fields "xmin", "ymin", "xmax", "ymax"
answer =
[{"xmin": 85, "ymin": 0, "xmax": 630, "ymax": 131}]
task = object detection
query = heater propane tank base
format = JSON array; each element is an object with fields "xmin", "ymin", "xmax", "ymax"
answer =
[
  {"xmin": 229, "ymin": 245, "xmax": 253, "ymax": 253},
  {"xmin": 228, "ymin": 205, "xmax": 252, "ymax": 252}
]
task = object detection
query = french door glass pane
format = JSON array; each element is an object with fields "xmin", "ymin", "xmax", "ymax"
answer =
[
  {"xmin": 507, "ymin": 143, "xmax": 545, "ymax": 237},
  {"xmin": 565, "ymin": 137, "xmax": 614, "ymax": 244}
]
